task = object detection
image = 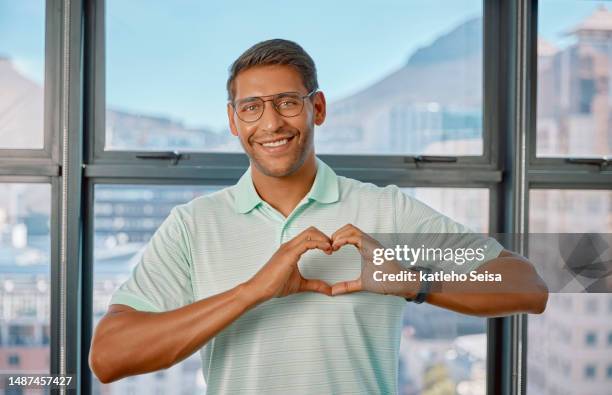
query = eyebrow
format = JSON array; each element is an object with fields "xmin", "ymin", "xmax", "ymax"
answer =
[
  {"xmin": 236, "ymin": 91, "xmax": 302, "ymax": 103},
  {"xmin": 236, "ymin": 96, "xmax": 260, "ymax": 104},
  {"xmin": 275, "ymin": 92, "xmax": 299, "ymax": 97}
]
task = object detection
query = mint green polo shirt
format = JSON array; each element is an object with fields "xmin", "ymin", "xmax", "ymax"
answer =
[{"xmin": 109, "ymin": 157, "xmax": 503, "ymax": 394}]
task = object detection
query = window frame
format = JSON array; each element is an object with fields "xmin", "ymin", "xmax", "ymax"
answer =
[
  {"xmin": 81, "ymin": 2, "xmax": 509, "ymax": 394},
  {"xmin": 86, "ymin": 0, "xmax": 500, "ymax": 173},
  {"xmin": 524, "ymin": 1, "xmax": 612, "ymax": 395},
  {"xmin": 0, "ymin": 0, "xmax": 61, "ymax": 172},
  {"xmin": 527, "ymin": 0, "xmax": 612, "ymax": 180},
  {"xmin": 86, "ymin": 0, "xmax": 505, "ymax": 393},
  {"xmin": 0, "ymin": 0, "xmax": 66, "ymax": 383}
]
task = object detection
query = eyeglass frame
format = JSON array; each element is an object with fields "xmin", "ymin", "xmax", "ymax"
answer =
[{"xmin": 229, "ymin": 89, "xmax": 318, "ymax": 123}]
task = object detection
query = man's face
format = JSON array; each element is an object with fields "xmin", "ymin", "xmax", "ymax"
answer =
[{"xmin": 227, "ymin": 65, "xmax": 326, "ymax": 177}]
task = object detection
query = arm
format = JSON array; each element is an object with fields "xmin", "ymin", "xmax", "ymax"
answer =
[
  {"xmin": 89, "ymin": 284, "xmax": 256, "ymax": 383},
  {"xmin": 421, "ymin": 249, "xmax": 549, "ymax": 317},
  {"xmin": 329, "ymin": 224, "xmax": 549, "ymax": 318},
  {"xmin": 89, "ymin": 227, "xmax": 333, "ymax": 383}
]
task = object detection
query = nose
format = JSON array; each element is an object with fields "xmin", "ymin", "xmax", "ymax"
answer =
[{"xmin": 258, "ymin": 100, "xmax": 284, "ymax": 132}]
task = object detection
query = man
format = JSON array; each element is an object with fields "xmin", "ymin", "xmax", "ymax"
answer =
[{"xmin": 89, "ymin": 39, "xmax": 548, "ymax": 393}]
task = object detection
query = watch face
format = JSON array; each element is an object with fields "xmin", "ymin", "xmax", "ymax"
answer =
[
  {"xmin": 415, "ymin": 266, "xmax": 432, "ymax": 304},
  {"xmin": 414, "ymin": 292, "xmax": 427, "ymax": 304}
]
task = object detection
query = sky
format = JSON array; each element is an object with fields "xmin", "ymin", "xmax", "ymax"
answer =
[{"xmin": 1, "ymin": 0, "xmax": 611, "ymax": 131}]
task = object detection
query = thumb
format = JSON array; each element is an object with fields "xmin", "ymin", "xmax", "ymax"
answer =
[
  {"xmin": 299, "ymin": 278, "xmax": 332, "ymax": 296},
  {"xmin": 331, "ymin": 279, "xmax": 362, "ymax": 296}
]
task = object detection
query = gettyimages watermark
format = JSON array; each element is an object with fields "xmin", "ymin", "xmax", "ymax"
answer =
[{"xmin": 354, "ymin": 233, "xmax": 612, "ymax": 294}]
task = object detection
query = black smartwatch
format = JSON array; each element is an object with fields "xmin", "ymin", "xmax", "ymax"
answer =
[{"xmin": 405, "ymin": 266, "xmax": 432, "ymax": 304}]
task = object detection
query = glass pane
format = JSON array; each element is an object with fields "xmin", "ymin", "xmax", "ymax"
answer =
[
  {"xmin": 529, "ymin": 189, "xmax": 612, "ymax": 233},
  {"xmin": 0, "ymin": 2, "xmax": 45, "ymax": 149},
  {"xmin": 0, "ymin": 184, "xmax": 51, "ymax": 374},
  {"xmin": 404, "ymin": 188, "xmax": 489, "ymax": 233},
  {"xmin": 537, "ymin": 1, "xmax": 612, "ymax": 157},
  {"xmin": 400, "ymin": 188, "xmax": 489, "ymax": 394},
  {"xmin": 93, "ymin": 185, "xmax": 222, "ymax": 395},
  {"xmin": 106, "ymin": 0, "xmax": 483, "ymax": 155},
  {"xmin": 528, "ymin": 189, "xmax": 612, "ymax": 395}
]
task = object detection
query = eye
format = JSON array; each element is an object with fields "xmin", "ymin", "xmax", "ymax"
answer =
[
  {"xmin": 239, "ymin": 102, "xmax": 261, "ymax": 113},
  {"xmin": 277, "ymin": 98, "xmax": 299, "ymax": 108}
]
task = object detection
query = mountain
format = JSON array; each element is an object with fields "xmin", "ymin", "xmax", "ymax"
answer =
[
  {"xmin": 0, "ymin": 57, "xmax": 44, "ymax": 149},
  {"xmin": 1, "ymin": 16, "xmax": 484, "ymax": 155},
  {"xmin": 406, "ymin": 17, "xmax": 481, "ymax": 65},
  {"xmin": 0, "ymin": 56, "xmax": 230, "ymax": 152},
  {"xmin": 328, "ymin": 17, "xmax": 482, "ymax": 111},
  {"xmin": 318, "ymin": 17, "xmax": 484, "ymax": 154}
]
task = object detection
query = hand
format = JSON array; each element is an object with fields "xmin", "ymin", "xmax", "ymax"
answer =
[
  {"xmin": 330, "ymin": 224, "xmax": 419, "ymax": 298},
  {"xmin": 245, "ymin": 226, "xmax": 333, "ymax": 302}
]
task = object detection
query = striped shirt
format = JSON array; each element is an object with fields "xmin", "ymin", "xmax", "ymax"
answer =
[{"xmin": 109, "ymin": 157, "xmax": 503, "ymax": 394}]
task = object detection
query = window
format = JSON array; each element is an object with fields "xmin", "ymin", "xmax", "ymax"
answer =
[
  {"xmin": 584, "ymin": 364, "xmax": 597, "ymax": 379},
  {"xmin": 3, "ymin": 0, "xmax": 577, "ymax": 393},
  {"xmin": 586, "ymin": 297, "xmax": 600, "ymax": 313},
  {"xmin": 537, "ymin": 1, "xmax": 612, "ymax": 157},
  {"xmin": 529, "ymin": 190, "xmax": 612, "ymax": 233},
  {"xmin": 0, "ymin": 183, "xmax": 50, "ymax": 374},
  {"xmin": 403, "ymin": 188, "xmax": 489, "ymax": 233},
  {"xmin": 585, "ymin": 331, "xmax": 597, "ymax": 346},
  {"xmin": 98, "ymin": 1, "xmax": 498, "ymax": 387},
  {"xmin": 93, "ymin": 2, "xmax": 503, "ymax": 393},
  {"xmin": 528, "ymin": 189, "xmax": 612, "ymax": 394},
  {"xmin": 0, "ymin": 1, "xmax": 53, "ymax": 384},
  {"xmin": 8, "ymin": 354, "xmax": 20, "ymax": 366},
  {"xmin": 93, "ymin": 185, "xmax": 220, "ymax": 395},
  {"xmin": 104, "ymin": 0, "xmax": 485, "ymax": 156},
  {"xmin": 0, "ymin": 2, "xmax": 46, "ymax": 149},
  {"xmin": 398, "ymin": 188, "xmax": 489, "ymax": 394}
]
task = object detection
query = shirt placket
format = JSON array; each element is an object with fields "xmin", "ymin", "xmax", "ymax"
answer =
[{"xmin": 259, "ymin": 198, "xmax": 312, "ymax": 246}]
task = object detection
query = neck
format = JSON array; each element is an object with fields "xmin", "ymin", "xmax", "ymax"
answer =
[{"xmin": 251, "ymin": 154, "xmax": 317, "ymax": 218}]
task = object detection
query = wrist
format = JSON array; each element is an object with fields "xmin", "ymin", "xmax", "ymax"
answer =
[
  {"xmin": 404, "ymin": 266, "xmax": 432, "ymax": 304},
  {"xmin": 402, "ymin": 269, "xmax": 420, "ymax": 300},
  {"xmin": 238, "ymin": 280, "xmax": 269, "ymax": 310}
]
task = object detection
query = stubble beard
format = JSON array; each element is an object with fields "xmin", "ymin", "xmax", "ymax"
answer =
[{"xmin": 244, "ymin": 127, "xmax": 315, "ymax": 178}]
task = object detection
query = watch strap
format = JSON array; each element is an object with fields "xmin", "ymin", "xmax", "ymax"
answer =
[{"xmin": 405, "ymin": 266, "xmax": 432, "ymax": 304}]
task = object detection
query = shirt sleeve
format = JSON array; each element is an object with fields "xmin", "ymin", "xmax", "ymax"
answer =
[
  {"xmin": 108, "ymin": 206, "xmax": 194, "ymax": 313},
  {"xmin": 391, "ymin": 185, "xmax": 504, "ymax": 274}
]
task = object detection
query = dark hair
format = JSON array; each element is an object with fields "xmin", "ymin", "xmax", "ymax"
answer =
[{"xmin": 226, "ymin": 39, "xmax": 318, "ymax": 101}]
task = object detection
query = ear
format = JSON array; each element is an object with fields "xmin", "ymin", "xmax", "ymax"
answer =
[
  {"xmin": 227, "ymin": 103, "xmax": 239, "ymax": 137},
  {"xmin": 312, "ymin": 91, "xmax": 326, "ymax": 126}
]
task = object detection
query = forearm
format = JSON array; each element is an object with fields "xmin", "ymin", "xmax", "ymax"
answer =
[
  {"xmin": 426, "ymin": 289, "xmax": 548, "ymax": 317},
  {"xmin": 90, "ymin": 282, "xmax": 261, "ymax": 383},
  {"xmin": 408, "ymin": 257, "xmax": 549, "ymax": 317}
]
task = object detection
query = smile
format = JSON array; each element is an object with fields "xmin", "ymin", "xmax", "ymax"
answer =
[
  {"xmin": 262, "ymin": 138, "xmax": 289, "ymax": 147},
  {"xmin": 255, "ymin": 135, "xmax": 296, "ymax": 153}
]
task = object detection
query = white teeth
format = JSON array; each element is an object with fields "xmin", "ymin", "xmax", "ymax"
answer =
[{"xmin": 261, "ymin": 138, "xmax": 289, "ymax": 147}]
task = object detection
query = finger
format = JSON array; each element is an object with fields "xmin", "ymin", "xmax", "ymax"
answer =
[
  {"xmin": 304, "ymin": 227, "xmax": 332, "ymax": 243},
  {"xmin": 299, "ymin": 278, "xmax": 332, "ymax": 296},
  {"xmin": 331, "ymin": 234, "xmax": 362, "ymax": 251},
  {"xmin": 331, "ymin": 278, "xmax": 362, "ymax": 296},
  {"xmin": 330, "ymin": 224, "xmax": 356, "ymax": 241},
  {"xmin": 331, "ymin": 227, "xmax": 364, "ymax": 248},
  {"xmin": 293, "ymin": 226, "xmax": 331, "ymax": 245},
  {"xmin": 293, "ymin": 239, "xmax": 333, "ymax": 257}
]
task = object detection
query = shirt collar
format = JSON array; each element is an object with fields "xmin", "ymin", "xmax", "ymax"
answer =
[{"xmin": 233, "ymin": 157, "xmax": 340, "ymax": 214}]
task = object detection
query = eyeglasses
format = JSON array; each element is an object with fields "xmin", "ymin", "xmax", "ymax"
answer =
[{"xmin": 230, "ymin": 90, "xmax": 317, "ymax": 123}]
